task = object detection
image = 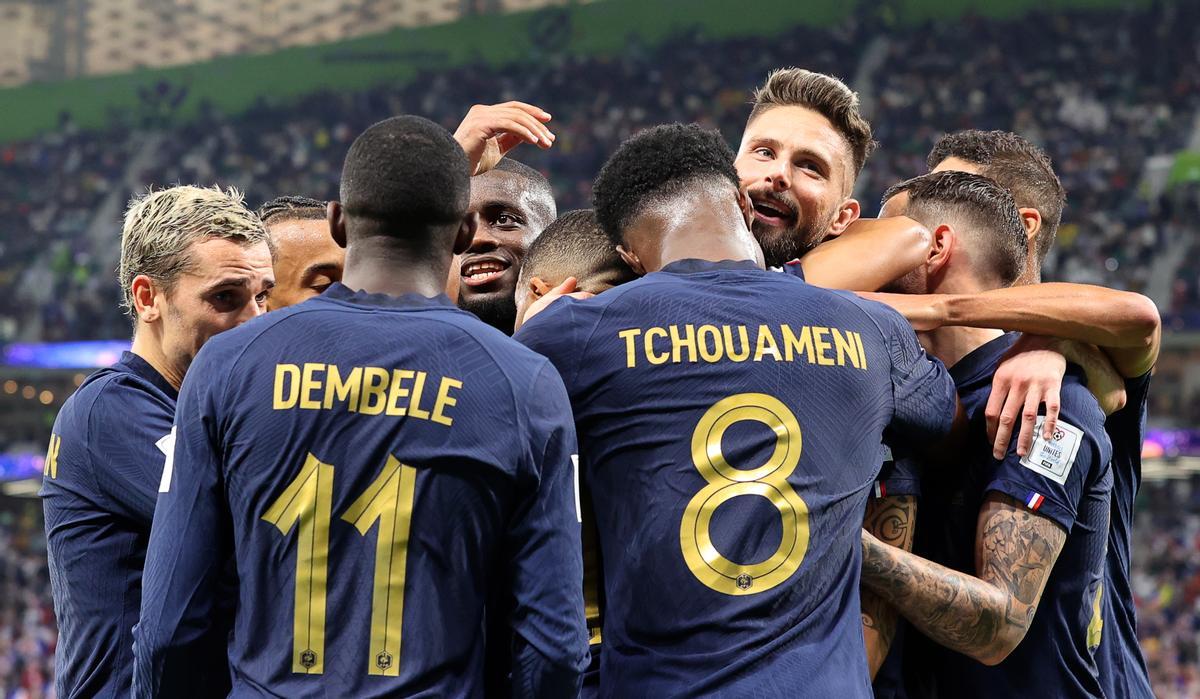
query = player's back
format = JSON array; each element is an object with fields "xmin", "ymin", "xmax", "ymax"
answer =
[
  {"xmin": 155, "ymin": 285, "xmax": 586, "ymax": 697},
  {"xmin": 516, "ymin": 259, "xmax": 956, "ymax": 698}
]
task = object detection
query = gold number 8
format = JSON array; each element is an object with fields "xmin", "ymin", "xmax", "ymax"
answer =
[{"xmin": 680, "ymin": 393, "xmax": 809, "ymax": 595}]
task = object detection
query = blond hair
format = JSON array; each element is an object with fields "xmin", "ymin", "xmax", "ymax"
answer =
[
  {"xmin": 749, "ymin": 67, "xmax": 877, "ymax": 175},
  {"xmin": 118, "ymin": 185, "xmax": 271, "ymax": 317}
]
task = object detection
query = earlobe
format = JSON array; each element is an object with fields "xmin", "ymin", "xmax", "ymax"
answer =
[
  {"xmin": 327, "ymin": 201, "xmax": 347, "ymax": 248},
  {"xmin": 929, "ymin": 223, "xmax": 955, "ymax": 272},
  {"xmin": 736, "ymin": 188, "xmax": 755, "ymax": 229},
  {"xmin": 1019, "ymin": 207, "xmax": 1042, "ymax": 241},
  {"xmin": 131, "ymin": 275, "xmax": 159, "ymax": 323},
  {"xmin": 454, "ymin": 212, "xmax": 480, "ymax": 255},
  {"xmin": 616, "ymin": 245, "xmax": 646, "ymax": 276}
]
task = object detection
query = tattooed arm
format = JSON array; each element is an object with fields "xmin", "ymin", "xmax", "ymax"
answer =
[
  {"xmin": 861, "ymin": 495, "xmax": 917, "ymax": 677},
  {"xmin": 860, "ymin": 492, "xmax": 1066, "ymax": 666}
]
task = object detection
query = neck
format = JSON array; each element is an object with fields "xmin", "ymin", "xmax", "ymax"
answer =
[
  {"xmin": 636, "ymin": 191, "xmax": 763, "ymax": 272},
  {"xmin": 922, "ymin": 270, "xmax": 1004, "ymax": 367},
  {"xmin": 130, "ymin": 324, "xmax": 186, "ymax": 390},
  {"xmin": 340, "ymin": 235, "xmax": 450, "ymax": 298}
]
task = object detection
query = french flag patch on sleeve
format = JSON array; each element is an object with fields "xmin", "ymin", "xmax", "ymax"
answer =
[
  {"xmin": 873, "ymin": 481, "xmax": 887, "ymax": 499},
  {"xmin": 1025, "ymin": 491, "xmax": 1045, "ymax": 511}
]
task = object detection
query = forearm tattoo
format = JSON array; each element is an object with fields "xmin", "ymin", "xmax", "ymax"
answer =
[
  {"xmin": 860, "ymin": 495, "xmax": 1064, "ymax": 662},
  {"xmin": 861, "ymin": 496, "xmax": 915, "ymax": 673}
]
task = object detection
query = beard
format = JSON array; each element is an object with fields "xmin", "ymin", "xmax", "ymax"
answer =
[
  {"xmin": 752, "ymin": 213, "xmax": 831, "ymax": 269},
  {"xmin": 458, "ymin": 293, "xmax": 518, "ymax": 335}
]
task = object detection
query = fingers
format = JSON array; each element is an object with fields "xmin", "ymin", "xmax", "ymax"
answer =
[
  {"xmin": 551, "ymin": 277, "xmax": 578, "ymax": 295},
  {"xmin": 1015, "ymin": 384, "xmax": 1042, "ymax": 457},
  {"xmin": 984, "ymin": 374, "xmax": 1008, "ymax": 449},
  {"xmin": 478, "ymin": 104, "xmax": 554, "ymax": 146},
  {"xmin": 1041, "ymin": 384, "xmax": 1061, "ymax": 441},
  {"xmin": 498, "ymin": 101, "xmax": 552, "ymax": 122},
  {"xmin": 991, "ymin": 384, "xmax": 1023, "ymax": 460}
]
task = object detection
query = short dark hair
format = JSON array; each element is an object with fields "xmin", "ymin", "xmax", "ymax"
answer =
[
  {"xmin": 927, "ymin": 130, "xmax": 1065, "ymax": 264},
  {"xmin": 339, "ymin": 115, "xmax": 470, "ymax": 241},
  {"xmin": 257, "ymin": 195, "xmax": 327, "ymax": 225},
  {"xmin": 592, "ymin": 123, "xmax": 739, "ymax": 245},
  {"xmin": 491, "ymin": 159, "xmax": 557, "ymax": 225},
  {"xmin": 749, "ymin": 67, "xmax": 877, "ymax": 175},
  {"xmin": 882, "ymin": 171, "xmax": 1027, "ymax": 286},
  {"xmin": 518, "ymin": 209, "xmax": 633, "ymax": 288}
]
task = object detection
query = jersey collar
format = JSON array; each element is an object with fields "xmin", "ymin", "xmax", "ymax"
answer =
[
  {"xmin": 320, "ymin": 282, "xmax": 455, "ymax": 310},
  {"xmin": 119, "ymin": 351, "xmax": 179, "ymax": 402},
  {"xmin": 659, "ymin": 259, "xmax": 762, "ymax": 275},
  {"xmin": 948, "ymin": 332, "xmax": 1020, "ymax": 388}
]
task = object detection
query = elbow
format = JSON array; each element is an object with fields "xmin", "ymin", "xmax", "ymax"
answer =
[
  {"xmin": 1124, "ymin": 294, "xmax": 1161, "ymax": 347},
  {"xmin": 903, "ymin": 220, "xmax": 934, "ymax": 264},
  {"xmin": 973, "ymin": 622, "xmax": 1029, "ymax": 666}
]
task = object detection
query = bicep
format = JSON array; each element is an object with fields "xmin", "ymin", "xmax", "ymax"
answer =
[
  {"xmin": 864, "ymin": 495, "xmax": 917, "ymax": 552},
  {"xmin": 974, "ymin": 492, "xmax": 1066, "ymax": 622}
]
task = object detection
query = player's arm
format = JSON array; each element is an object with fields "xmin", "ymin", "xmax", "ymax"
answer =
[
  {"xmin": 454, "ymin": 101, "xmax": 555, "ymax": 176},
  {"xmin": 88, "ymin": 380, "xmax": 175, "ymax": 525},
  {"xmin": 133, "ymin": 356, "xmax": 233, "ymax": 698},
  {"xmin": 506, "ymin": 363, "xmax": 588, "ymax": 698},
  {"xmin": 860, "ymin": 283, "xmax": 1161, "ymax": 378},
  {"xmin": 860, "ymin": 492, "xmax": 1066, "ymax": 665},
  {"xmin": 861, "ymin": 493, "xmax": 917, "ymax": 677},
  {"xmin": 800, "ymin": 216, "xmax": 931, "ymax": 291}
]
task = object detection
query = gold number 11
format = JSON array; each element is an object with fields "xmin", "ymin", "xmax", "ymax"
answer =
[{"xmin": 262, "ymin": 452, "xmax": 418, "ymax": 676}]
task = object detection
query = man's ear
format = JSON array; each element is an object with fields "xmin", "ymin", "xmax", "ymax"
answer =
[
  {"xmin": 131, "ymin": 275, "xmax": 161, "ymax": 323},
  {"xmin": 529, "ymin": 276, "xmax": 552, "ymax": 299},
  {"xmin": 1018, "ymin": 207, "xmax": 1042, "ymax": 261},
  {"xmin": 736, "ymin": 188, "xmax": 755, "ymax": 229},
  {"xmin": 826, "ymin": 198, "xmax": 862, "ymax": 238},
  {"xmin": 328, "ymin": 201, "xmax": 347, "ymax": 249},
  {"xmin": 616, "ymin": 244, "xmax": 646, "ymax": 276},
  {"xmin": 454, "ymin": 212, "xmax": 480, "ymax": 255},
  {"xmin": 927, "ymin": 223, "xmax": 955, "ymax": 280}
]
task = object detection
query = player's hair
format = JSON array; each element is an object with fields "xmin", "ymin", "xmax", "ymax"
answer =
[
  {"xmin": 927, "ymin": 130, "xmax": 1065, "ymax": 264},
  {"xmin": 491, "ymin": 158, "xmax": 557, "ymax": 225},
  {"xmin": 118, "ymin": 185, "xmax": 271, "ymax": 318},
  {"xmin": 749, "ymin": 67, "xmax": 877, "ymax": 175},
  {"xmin": 339, "ymin": 115, "xmax": 470, "ymax": 244},
  {"xmin": 882, "ymin": 171, "xmax": 1027, "ymax": 286},
  {"xmin": 257, "ymin": 195, "xmax": 327, "ymax": 225},
  {"xmin": 592, "ymin": 123, "xmax": 739, "ymax": 245},
  {"xmin": 518, "ymin": 209, "xmax": 632, "ymax": 288}
]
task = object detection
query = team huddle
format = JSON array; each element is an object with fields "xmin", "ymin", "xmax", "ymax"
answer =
[{"xmin": 38, "ymin": 68, "xmax": 1161, "ymax": 698}]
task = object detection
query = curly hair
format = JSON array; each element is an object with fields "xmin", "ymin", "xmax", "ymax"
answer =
[{"xmin": 592, "ymin": 123, "xmax": 739, "ymax": 245}]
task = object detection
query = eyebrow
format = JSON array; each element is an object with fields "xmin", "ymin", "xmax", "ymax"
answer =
[
  {"xmin": 202, "ymin": 276, "xmax": 275, "ymax": 294},
  {"xmin": 302, "ymin": 261, "xmax": 342, "ymax": 278}
]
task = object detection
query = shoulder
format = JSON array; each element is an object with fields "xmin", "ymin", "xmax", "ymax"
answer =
[
  {"xmin": 72, "ymin": 367, "xmax": 171, "ymax": 425},
  {"xmin": 1056, "ymin": 371, "xmax": 1112, "ymax": 454}
]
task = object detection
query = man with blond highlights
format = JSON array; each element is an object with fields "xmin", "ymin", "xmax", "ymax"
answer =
[{"xmin": 40, "ymin": 185, "xmax": 274, "ymax": 698}]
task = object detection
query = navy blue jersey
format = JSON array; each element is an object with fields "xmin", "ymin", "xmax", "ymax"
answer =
[
  {"xmin": 133, "ymin": 284, "xmax": 588, "ymax": 698},
  {"xmin": 516, "ymin": 259, "xmax": 957, "ymax": 698},
  {"xmin": 906, "ymin": 333, "xmax": 1112, "ymax": 698},
  {"xmin": 39, "ymin": 352, "xmax": 183, "ymax": 698},
  {"xmin": 1097, "ymin": 371, "xmax": 1154, "ymax": 699}
]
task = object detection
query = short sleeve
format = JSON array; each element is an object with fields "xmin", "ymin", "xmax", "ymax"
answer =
[
  {"xmin": 871, "ymin": 303, "xmax": 957, "ymax": 444},
  {"xmin": 984, "ymin": 379, "xmax": 1112, "ymax": 531},
  {"xmin": 874, "ymin": 439, "xmax": 923, "ymax": 499}
]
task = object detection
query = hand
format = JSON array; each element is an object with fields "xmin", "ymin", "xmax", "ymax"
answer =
[
  {"xmin": 856, "ymin": 292, "xmax": 945, "ymax": 332},
  {"xmin": 453, "ymin": 102, "xmax": 554, "ymax": 176},
  {"xmin": 985, "ymin": 335, "xmax": 1065, "ymax": 460},
  {"xmin": 515, "ymin": 277, "xmax": 593, "ymax": 331}
]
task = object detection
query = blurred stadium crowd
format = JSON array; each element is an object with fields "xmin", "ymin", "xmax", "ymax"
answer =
[{"xmin": 1, "ymin": 1, "xmax": 1199, "ymax": 697}]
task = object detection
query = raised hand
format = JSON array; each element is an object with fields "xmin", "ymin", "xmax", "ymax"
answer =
[{"xmin": 453, "ymin": 101, "xmax": 555, "ymax": 176}]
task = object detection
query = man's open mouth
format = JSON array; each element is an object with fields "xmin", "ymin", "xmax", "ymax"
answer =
[{"xmin": 460, "ymin": 256, "xmax": 512, "ymax": 288}]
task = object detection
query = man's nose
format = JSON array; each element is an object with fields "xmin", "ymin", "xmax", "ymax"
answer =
[{"xmin": 766, "ymin": 160, "xmax": 791, "ymax": 192}]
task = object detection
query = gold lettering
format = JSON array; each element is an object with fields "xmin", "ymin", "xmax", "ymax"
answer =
[
  {"xmin": 813, "ymin": 327, "xmax": 835, "ymax": 366},
  {"xmin": 722, "ymin": 325, "xmax": 750, "ymax": 362},
  {"xmin": 619, "ymin": 329, "xmax": 642, "ymax": 368},
  {"xmin": 670, "ymin": 324, "xmax": 698, "ymax": 363},
  {"xmin": 409, "ymin": 371, "xmax": 431, "ymax": 420},
  {"xmin": 386, "ymin": 369, "xmax": 413, "ymax": 416},
  {"xmin": 753, "ymin": 324, "xmax": 782, "ymax": 362},
  {"xmin": 832, "ymin": 329, "xmax": 857, "ymax": 368},
  {"xmin": 782, "ymin": 325, "xmax": 814, "ymax": 363},
  {"xmin": 645, "ymin": 327, "xmax": 669, "ymax": 365},
  {"xmin": 300, "ymin": 363, "xmax": 324, "ymax": 410},
  {"xmin": 432, "ymin": 377, "xmax": 463, "ymax": 426},
  {"xmin": 854, "ymin": 331, "xmax": 868, "ymax": 370},
  {"xmin": 323, "ymin": 365, "xmax": 362, "ymax": 411},
  {"xmin": 697, "ymin": 325, "xmax": 723, "ymax": 362},
  {"xmin": 274, "ymin": 364, "xmax": 300, "ymax": 409},
  {"xmin": 359, "ymin": 367, "xmax": 390, "ymax": 415}
]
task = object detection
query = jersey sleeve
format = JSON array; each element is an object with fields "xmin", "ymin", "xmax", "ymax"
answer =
[
  {"xmin": 874, "ymin": 438, "xmax": 923, "ymax": 499},
  {"xmin": 873, "ymin": 303, "xmax": 958, "ymax": 445},
  {"xmin": 513, "ymin": 298, "xmax": 587, "ymax": 388},
  {"xmin": 87, "ymin": 377, "xmax": 175, "ymax": 525},
  {"xmin": 506, "ymin": 361, "xmax": 588, "ymax": 696},
  {"xmin": 984, "ymin": 374, "xmax": 1113, "ymax": 531},
  {"xmin": 133, "ymin": 344, "xmax": 234, "ymax": 698}
]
